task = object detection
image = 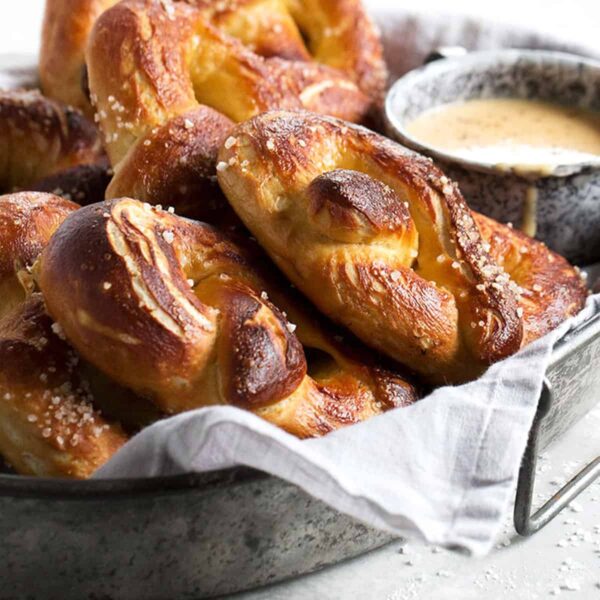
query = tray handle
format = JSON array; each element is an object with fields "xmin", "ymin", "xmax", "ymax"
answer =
[{"xmin": 514, "ymin": 386, "xmax": 600, "ymax": 535}]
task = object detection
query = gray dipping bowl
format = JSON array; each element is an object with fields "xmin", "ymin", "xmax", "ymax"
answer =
[{"xmin": 385, "ymin": 50, "xmax": 600, "ymax": 264}]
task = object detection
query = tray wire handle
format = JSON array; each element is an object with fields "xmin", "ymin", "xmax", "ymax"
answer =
[{"xmin": 514, "ymin": 382, "xmax": 600, "ymax": 536}]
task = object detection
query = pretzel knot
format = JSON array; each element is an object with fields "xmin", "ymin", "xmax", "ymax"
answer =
[
  {"xmin": 86, "ymin": 0, "xmax": 386, "ymax": 175},
  {"xmin": 216, "ymin": 111, "xmax": 587, "ymax": 384},
  {"xmin": 36, "ymin": 198, "xmax": 417, "ymax": 438}
]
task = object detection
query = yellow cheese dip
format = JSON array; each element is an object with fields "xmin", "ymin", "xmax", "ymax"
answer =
[{"xmin": 406, "ymin": 98, "xmax": 600, "ymax": 170}]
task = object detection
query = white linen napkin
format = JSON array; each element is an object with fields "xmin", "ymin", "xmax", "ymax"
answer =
[
  {"xmin": 92, "ymin": 9, "xmax": 600, "ymax": 555},
  {"xmin": 96, "ymin": 297, "xmax": 599, "ymax": 555}
]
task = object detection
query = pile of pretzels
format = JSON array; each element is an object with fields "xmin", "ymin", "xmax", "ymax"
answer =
[{"xmin": 0, "ymin": 0, "xmax": 587, "ymax": 478}]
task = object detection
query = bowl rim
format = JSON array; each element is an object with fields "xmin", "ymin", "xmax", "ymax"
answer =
[{"xmin": 385, "ymin": 49, "xmax": 600, "ymax": 178}]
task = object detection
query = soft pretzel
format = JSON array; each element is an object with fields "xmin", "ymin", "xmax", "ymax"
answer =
[
  {"xmin": 0, "ymin": 295, "xmax": 127, "ymax": 478},
  {"xmin": 40, "ymin": 0, "xmax": 119, "ymax": 114},
  {"xmin": 36, "ymin": 198, "xmax": 418, "ymax": 437},
  {"xmin": 473, "ymin": 213, "xmax": 587, "ymax": 346},
  {"xmin": 194, "ymin": 0, "xmax": 387, "ymax": 104},
  {"xmin": 106, "ymin": 107, "xmax": 236, "ymax": 222},
  {"xmin": 217, "ymin": 111, "xmax": 587, "ymax": 384},
  {"xmin": 0, "ymin": 192, "xmax": 78, "ymax": 321},
  {"xmin": 86, "ymin": 0, "xmax": 385, "ymax": 168},
  {"xmin": 0, "ymin": 192, "xmax": 127, "ymax": 477},
  {"xmin": 0, "ymin": 90, "xmax": 102, "ymax": 192}
]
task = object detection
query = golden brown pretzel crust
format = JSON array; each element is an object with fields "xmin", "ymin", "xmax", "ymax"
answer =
[
  {"xmin": 106, "ymin": 107, "xmax": 235, "ymax": 221},
  {"xmin": 474, "ymin": 213, "xmax": 587, "ymax": 345},
  {"xmin": 40, "ymin": 0, "xmax": 119, "ymax": 113},
  {"xmin": 0, "ymin": 90, "xmax": 102, "ymax": 192},
  {"xmin": 86, "ymin": 0, "xmax": 384, "ymax": 166},
  {"xmin": 217, "ymin": 111, "xmax": 585, "ymax": 384},
  {"xmin": 195, "ymin": 0, "xmax": 387, "ymax": 104},
  {"xmin": 37, "ymin": 198, "xmax": 418, "ymax": 437},
  {"xmin": 282, "ymin": 0, "xmax": 387, "ymax": 103},
  {"xmin": 0, "ymin": 192, "xmax": 79, "ymax": 321},
  {"xmin": 0, "ymin": 295, "xmax": 127, "ymax": 478},
  {"xmin": 0, "ymin": 192, "xmax": 128, "ymax": 477}
]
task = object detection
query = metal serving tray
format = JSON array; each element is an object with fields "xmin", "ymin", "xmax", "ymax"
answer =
[
  {"xmin": 1, "ymin": 57, "xmax": 599, "ymax": 599},
  {"xmin": 0, "ymin": 309, "xmax": 598, "ymax": 600}
]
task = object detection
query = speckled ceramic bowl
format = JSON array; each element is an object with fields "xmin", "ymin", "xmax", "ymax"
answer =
[{"xmin": 385, "ymin": 50, "xmax": 600, "ymax": 264}]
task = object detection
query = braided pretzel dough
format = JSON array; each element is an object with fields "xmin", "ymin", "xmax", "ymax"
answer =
[
  {"xmin": 86, "ymin": 0, "xmax": 385, "ymax": 167},
  {"xmin": 36, "ymin": 198, "xmax": 418, "ymax": 438},
  {"xmin": 474, "ymin": 213, "xmax": 587, "ymax": 346},
  {"xmin": 0, "ymin": 193, "xmax": 127, "ymax": 477},
  {"xmin": 106, "ymin": 107, "xmax": 236, "ymax": 222},
  {"xmin": 217, "ymin": 111, "xmax": 587, "ymax": 384},
  {"xmin": 193, "ymin": 0, "xmax": 387, "ymax": 105},
  {"xmin": 0, "ymin": 90, "xmax": 102, "ymax": 192}
]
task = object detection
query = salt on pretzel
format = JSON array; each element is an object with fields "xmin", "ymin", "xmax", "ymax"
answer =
[
  {"xmin": 0, "ymin": 192, "xmax": 127, "ymax": 477},
  {"xmin": 36, "ymin": 198, "xmax": 418, "ymax": 437},
  {"xmin": 74, "ymin": 0, "xmax": 385, "ymax": 217},
  {"xmin": 86, "ymin": 0, "xmax": 386, "ymax": 168},
  {"xmin": 216, "ymin": 111, "xmax": 587, "ymax": 384}
]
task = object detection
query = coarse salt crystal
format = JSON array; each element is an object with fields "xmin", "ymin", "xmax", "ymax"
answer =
[
  {"xmin": 561, "ymin": 581, "xmax": 581, "ymax": 591},
  {"xmin": 51, "ymin": 322, "xmax": 66, "ymax": 339}
]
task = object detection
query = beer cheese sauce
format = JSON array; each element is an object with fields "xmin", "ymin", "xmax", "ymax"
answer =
[{"xmin": 406, "ymin": 98, "xmax": 600, "ymax": 170}]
